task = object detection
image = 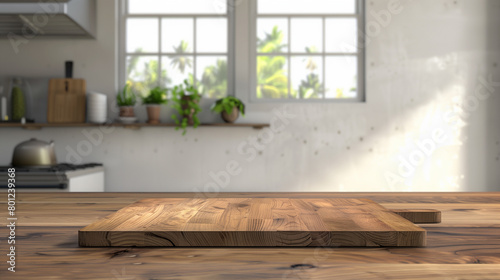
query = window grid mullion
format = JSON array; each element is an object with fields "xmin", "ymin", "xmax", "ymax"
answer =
[
  {"xmin": 287, "ymin": 16, "xmax": 291, "ymax": 99},
  {"xmin": 158, "ymin": 17, "xmax": 162, "ymax": 88},
  {"xmin": 358, "ymin": 0, "xmax": 365, "ymax": 102},
  {"xmin": 256, "ymin": 11, "xmax": 359, "ymax": 101},
  {"xmin": 126, "ymin": 53, "xmax": 228, "ymax": 56},
  {"xmin": 322, "ymin": 16, "xmax": 326, "ymax": 100},
  {"xmin": 255, "ymin": 53, "xmax": 358, "ymax": 56},
  {"xmin": 193, "ymin": 16, "xmax": 197, "ymax": 88},
  {"xmin": 124, "ymin": 4, "xmax": 230, "ymax": 97},
  {"xmin": 227, "ymin": 0, "xmax": 235, "ymax": 98},
  {"xmin": 121, "ymin": 2, "xmax": 127, "ymax": 95},
  {"xmin": 257, "ymin": 14, "xmax": 357, "ymax": 18},
  {"xmin": 123, "ymin": 1, "xmax": 362, "ymax": 102},
  {"xmin": 126, "ymin": 14, "xmax": 228, "ymax": 18}
]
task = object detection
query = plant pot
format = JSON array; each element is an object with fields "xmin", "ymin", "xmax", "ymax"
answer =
[
  {"xmin": 221, "ymin": 107, "xmax": 240, "ymax": 123},
  {"xmin": 146, "ymin": 105, "xmax": 161, "ymax": 124},
  {"xmin": 119, "ymin": 106, "xmax": 135, "ymax": 118},
  {"xmin": 181, "ymin": 96, "xmax": 198, "ymax": 125}
]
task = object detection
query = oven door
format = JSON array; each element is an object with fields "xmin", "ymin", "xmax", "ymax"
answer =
[{"xmin": 0, "ymin": 172, "xmax": 68, "ymax": 190}]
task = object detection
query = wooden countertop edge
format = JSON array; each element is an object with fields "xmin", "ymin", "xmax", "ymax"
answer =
[{"xmin": 7, "ymin": 192, "xmax": 500, "ymax": 195}]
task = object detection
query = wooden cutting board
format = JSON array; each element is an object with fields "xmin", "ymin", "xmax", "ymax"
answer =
[
  {"xmin": 79, "ymin": 198, "xmax": 435, "ymax": 247},
  {"xmin": 47, "ymin": 78, "xmax": 86, "ymax": 123}
]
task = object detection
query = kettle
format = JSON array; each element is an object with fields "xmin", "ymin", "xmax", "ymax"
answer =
[{"xmin": 12, "ymin": 138, "xmax": 57, "ymax": 167}]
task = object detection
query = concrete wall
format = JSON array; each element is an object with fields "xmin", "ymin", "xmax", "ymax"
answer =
[{"xmin": 1, "ymin": 0, "xmax": 499, "ymax": 192}]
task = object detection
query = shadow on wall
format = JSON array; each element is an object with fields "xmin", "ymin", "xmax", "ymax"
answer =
[
  {"xmin": 302, "ymin": 0, "xmax": 500, "ymax": 192},
  {"xmin": 2, "ymin": 0, "xmax": 500, "ymax": 192},
  {"xmin": 472, "ymin": 0, "xmax": 500, "ymax": 192}
]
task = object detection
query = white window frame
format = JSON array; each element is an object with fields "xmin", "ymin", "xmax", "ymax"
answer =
[
  {"xmin": 119, "ymin": 0, "xmax": 365, "ymax": 109},
  {"xmin": 118, "ymin": 0, "xmax": 235, "ymax": 99},
  {"xmin": 248, "ymin": 0, "xmax": 365, "ymax": 103}
]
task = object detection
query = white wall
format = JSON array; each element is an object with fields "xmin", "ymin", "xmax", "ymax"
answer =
[{"xmin": 1, "ymin": 0, "xmax": 500, "ymax": 192}]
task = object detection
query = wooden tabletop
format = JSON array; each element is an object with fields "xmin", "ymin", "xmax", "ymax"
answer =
[{"xmin": 1, "ymin": 192, "xmax": 499, "ymax": 279}]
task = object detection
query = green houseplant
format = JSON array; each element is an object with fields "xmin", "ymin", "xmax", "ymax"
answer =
[
  {"xmin": 142, "ymin": 87, "xmax": 168, "ymax": 124},
  {"xmin": 211, "ymin": 96, "xmax": 245, "ymax": 123},
  {"xmin": 171, "ymin": 80, "xmax": 202, "ymax": 135},
  {"xmin": 117, "ymin": 83, "xmax": 137, "ymax": 118}
]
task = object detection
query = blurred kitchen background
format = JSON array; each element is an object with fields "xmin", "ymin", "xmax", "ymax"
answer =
[{"xmin": 1, "ymin": 0, "xmax": 500, "ymax": 192}]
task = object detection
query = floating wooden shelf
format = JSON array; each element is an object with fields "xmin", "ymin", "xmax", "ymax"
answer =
[{"xmin": 0, "ymin": 122, "xmax": 269, "ymax": 130}]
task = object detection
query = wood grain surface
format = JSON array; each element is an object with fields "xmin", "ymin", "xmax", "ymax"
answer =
[
  {"xmin": 79, "ymin": 198, "xmax": 427, "ymax": 247},
  {"xmin": 390, "ymin": 209, "xmax": 441, "ymax": 223},
  {"xmin": 0, "ymin": 192, "xmax": 499, "ymax": 280}
]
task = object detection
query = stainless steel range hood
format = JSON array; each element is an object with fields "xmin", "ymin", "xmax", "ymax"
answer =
[{"xmin": 0, "ymin": 0, "xmax": 96, "ymax": 38}]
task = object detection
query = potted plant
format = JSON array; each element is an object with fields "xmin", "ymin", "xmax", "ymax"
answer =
[
  {"xmin": 211, "ymin": 96, "xmax": 245, "ymax": 123},
  {"xmin": 142, "ymin": 87, "xmax": 168, "ymax": 124},
  {"xmin": 171, "ymin": 80, "xmax": 202, "ymax": 135},
  {"xmin": 117, "ymin": 84, "xmax": 137, "ymax": 118}
]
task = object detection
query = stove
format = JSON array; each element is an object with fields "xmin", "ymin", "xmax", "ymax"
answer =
[
  {"xmin": 0, "ymin": 163, "xmax": 105, "ymax": 192},
  {"xmin": 4, "ymin": 163, "xmax": 103, "ymax": 173}
]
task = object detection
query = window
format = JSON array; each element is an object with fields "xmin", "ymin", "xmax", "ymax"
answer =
[
  {"xmin": 120, "ymin": 0, "xmax": 364, "ymax": 103},
  {"xmin": 121, "ymin": 0, "xmax": 231, "ymax": 99},
  {"xmin": 252, "ymin": 0, "xmax": 364, "ymax": 101}
]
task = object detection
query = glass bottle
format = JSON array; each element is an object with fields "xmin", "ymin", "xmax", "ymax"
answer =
[{"xmin": 10, "ymin": 78, "xmax": 33, "ymax": 122}]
